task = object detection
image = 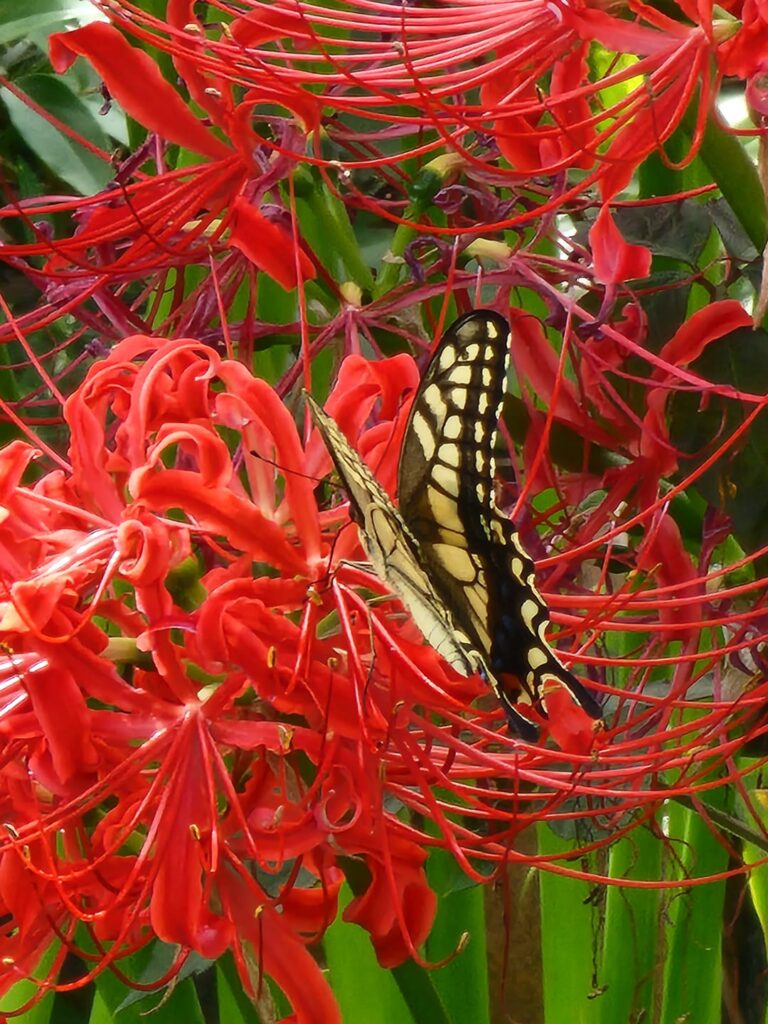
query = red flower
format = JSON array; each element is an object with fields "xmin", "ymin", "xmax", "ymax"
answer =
[
  {"xmin": 83, "ymin": 0, "xmax": 760, "ymax": 206},
  {"xmin": 0, "ymin": 0, "xmax": 766, "ymax": 1005},
  {"xmin": 0, "ymin": 299, "xmax": 766, "ymax": 1012},
  {"xmin": 229, "ymin": 198, "xmax": 317, "ymax": 290},
  {"xmin": 49, "ymin": 23, "xmax": 230, "ymax": 160},
  {"xmin": 0, "ymin": 17, "xmax": 319, "ymax": 353},
  {"xmin": 590, "ymin": 206, "xmax": 652, "ymax": 286},
  {"xmin": 0, "ymin": 333, "xmax": 483, "ymax": 1014}
]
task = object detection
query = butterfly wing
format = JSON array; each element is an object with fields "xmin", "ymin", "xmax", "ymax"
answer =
[
  {"xmin": 397, "ymin": 310, "xmax": 601, "ymax": 728},
  {"xmin": 305, "ymin": 392, "xmax": 488, "ymax": 682}
]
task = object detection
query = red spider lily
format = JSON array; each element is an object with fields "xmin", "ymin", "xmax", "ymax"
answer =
[
  {"xmin": 1, "ymin": 0, "xmax": 763, "ymax": 399},
  {"xmin": 1, "ymin": 0, "xmax": 762, "ymax": 340},
  {"xmin": 1, "ymin": 302, "xmax": 767, "ymax": 1016},
  {"xmin": 0, "ymin": 17, "xmax": 319, "ymax": 357},
  {"xmin": 0, "ymin": 336, "xmax": 419, "ymax": 1016},
  {"xmin": 1, "ymin": 1, "xmax": 767, "ymax": 1017},
  {"xmin": 85, "ymin": 0, "xmax": 764, "ymax": 212},
  {"xmin": 0, "ymin": 328, "xmax": 566, "ymax": 1011}
]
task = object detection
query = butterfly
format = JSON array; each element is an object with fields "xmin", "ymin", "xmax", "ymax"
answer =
[{"xmin": 305, "ymin": 309, "xmax": 601, "ymax": 741}]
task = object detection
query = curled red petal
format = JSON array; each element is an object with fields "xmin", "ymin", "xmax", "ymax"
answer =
[
  {"xmin": 0, "ymin": 442, "xmax": 38, "ymax": 506},
  {"xmin": 343, "ymin": 837, "xmax": 436, "ymax": 968},
  {"xmin": 509, "ymin": 308, "xmax": 616, "ymax": 445},
  {"xmin": 658, "ymin": 299, "xmax": 753, "ymax": 368},
  {"xmin": 24, "ymin": 664, "xmax": 99, "ymax": 785},
  {"xmin": 116, "ymin": 518, "xmax": 176, "ymax": 585},
  {"xmin": 49, "ymin": 23, "xmax": 230, "ymax": 160},
  {"xmin": 5, "ymin": 576, "xmax": 69, "ymax": 633},
  {"xmin": 229, "ymin": 198, "xmax": 316, "ymax": 290},
  {"xmin": 540, "ymin": 686, "xmax": 598, "ymax": 755},
  {"xmin": 217, "ymin": 363, "xmax": 322, "ymax": 563},
  {"xmin": 590, "ymin": 205, "xmax": 652, "ymax": 284},
  {"xmin": 131, "ymin": 467, "xmax": 307, "ymax": 575},
  {"xmin": 231, "ymin": 4, "xmax": 315, "ymax": 47}
]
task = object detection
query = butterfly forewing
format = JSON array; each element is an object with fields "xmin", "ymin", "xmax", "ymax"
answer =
[
  {"xmin": 398, "ymin": 310, "xmax": 601, "ymax": 725},
  {"xmin": 304, "ymin": 393, "xmax": 488, "ymax": 681}
]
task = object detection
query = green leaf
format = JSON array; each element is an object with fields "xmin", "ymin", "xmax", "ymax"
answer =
[
  {"xmin": 709, "ymin": 196, "xmax": 760, "ymax": 265},
  {"xmin": 216, "ymin": 953, "xmax": 263, "ymax": 1024},
  {"xmin": 615, "ymin": 201, "xmax": 712, "ymax": 268},
  {"xmin": 597, "ymin": 827, "xmax": 662, "ymax": 1024},
  {"xmin": 633, "ymin": 269, "xmax": 692, "ymax": 350},
  {"xmin": 0, "ymin": 0, "xmax": 102, "ymax": 46},
  {"xmin": 325, "ymin": 881, "xmax": 454, "ymax": 1024},
  {"xmin": 324, "ymin": 884, "xmax": 417, "ymax": 1024},
  {"xmin": 426, "ymin": 850, "xmax": 489, "ymax": 1024},
  {"xmin": 0, "ymin": 942, "xmax": 58, "ymax": 1023},
  {"xmin": 115, "ymin": 946, "xmax": 213, "ymax": 1012},
  {"xmin": 538, "ymin": 825, "xmax": 598, "ymax": 1024},
  {"xmin": 391, "ymin": 960, "xmax": 453, "ymax": 1024},
  {"xmin": 293, "ymin": 166, "xmax": 375, "ymax": 292},
  {"xmin": 659, "ymin": 799, "xmax": 729, "ymax": 1024},
  {"xmin": 694, "ymin": 111, "xmax": 768, "ymax": 253},
  {"xmin": 91, "ymin": 977, "xmax": 207, "ymax": 1024},
  {"xmin": 668, "ymin": 325, "xmax": 768, "ymax": 556},
  {"xmin": 89, "ymin": 944, "xmax": 209, "ymax": 1024},
  {"xmin": 1, "ymin": 73, "xmax": 114, "ymax": 194}
]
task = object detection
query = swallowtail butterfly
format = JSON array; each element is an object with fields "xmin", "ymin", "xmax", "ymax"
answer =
[{"xmin": 306, "ymin": 310, "xmax": 600, "ymax": 740}]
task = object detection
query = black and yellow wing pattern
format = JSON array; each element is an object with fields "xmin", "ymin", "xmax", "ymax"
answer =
[{"xmin": 307, "ymin": 310, "xmax": 600, "ymax": 740}]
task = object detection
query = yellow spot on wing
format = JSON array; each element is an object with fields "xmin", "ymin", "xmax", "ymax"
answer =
[
  {"xmin": 427, "ymin": 489, "xmax": 464, "ymax": 531},
  {"xmin": 527, "ymin": 647, "xmax": 548, "ymax": 670},
  {"xmin": 430, "ymin": 546, "xmax": 478, "ymax": 583},
  {"xmin": 520, "ymin": 599, "xmax": 539, "ymax": 629},
  {"xmin": 432, "ymin": 463, "xmax": 461, "ymax": 493},
  {"xmin": 451, "ymin": 366, "xmax": 472, "ymax": 386},
  {"xmin": 424, "ymin": 383, "xmax": 445, "ymax": 416},
  {"xmin": 411, "ymin": 412, "xmax": 436, "ymax": 460},
  {"xmin": 444, "ymin": 415, "xmax": 462, "ymax": 440},
  {"xmin": 438, "ymin": 442, "xmax": 460, "ymax": 467}
]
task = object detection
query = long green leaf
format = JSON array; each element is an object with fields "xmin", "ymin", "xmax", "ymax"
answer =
[
  {"xmin": 426, "ymin": 849, "xmax": 489, "ymax": 1024},
  {"xmin": 324, "ymin": 883, "xmax": 417, "ymax": 1024},
  {"xmin": 2, "ymin": 74, "xmax": 113, "ymax": 195},
  {"xmin": 694, "ymin": 111, "xmax": 768, "ymax": 252},
  {"xmin": 538, "ymin": 826, "xmax": 597, "ymax": 1024},
  {"xmin": 659, "ymin": 798, "xmax": 728, "ymax": 1024},
  {"xmin": 0, "ymin": 0, "xmax": 101, "ymax": 45},
  {"xmin": 597, "ymin": 826, "xmax": 662, "ymax": 1024}
]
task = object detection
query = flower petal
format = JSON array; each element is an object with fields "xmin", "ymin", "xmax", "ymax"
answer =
[
  {"xmin": 229, "ymin": 198, "xmax": 316, "ymax": 290},
  {"xmin": 49, "ymin": 23, "xmax": 230, "ymax": 159},
  {"xmin": 590, "ymin": 205, "xmax": 652, "ymax": 284}
]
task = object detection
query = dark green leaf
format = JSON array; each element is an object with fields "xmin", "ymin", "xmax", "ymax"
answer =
[
  {"xmin": 1, "ymin": 73, "xmax": 114, "ymax": 193},
  {"xmin": 669, "ymin": 326, "xmax": 768, "ymax": 554},
  {"xmin": 615, "ymin": 201, "xmax": 712, "ymax": 268}
]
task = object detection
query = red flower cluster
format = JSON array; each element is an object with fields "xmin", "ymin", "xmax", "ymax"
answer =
[
  {"xmin": 0, "ymin": 337, "xmax": 433, "ymax": 1016},
  {"xmin": 0, "ymin": 303, "xmax": 766, "ymax": 1013},
  {"xmin": 87, "ymin": 0, "xmax": 767, "ymax": 203},
  {"xmin": 2, "ymin": 0, "xmax": 766, "ymax": 351},
  {"xmin": 0, "ymin": 0, "xmax": 767, "ymax": 1017}
]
